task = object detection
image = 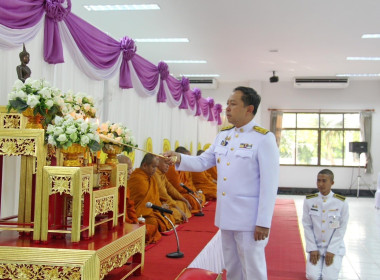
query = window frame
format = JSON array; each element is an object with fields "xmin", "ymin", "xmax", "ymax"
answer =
[{"xmin": 279, "ymin": 112, "xmax": 363, "ymax": 167}]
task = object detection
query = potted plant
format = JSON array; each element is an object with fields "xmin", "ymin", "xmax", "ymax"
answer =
[
  {"xmin": 46, "ymin": 115, "xmax": 101, "ymax": 166},
  {"xmin": 7, "ymin": 78, "xmax": 64, "ymax": 128}
]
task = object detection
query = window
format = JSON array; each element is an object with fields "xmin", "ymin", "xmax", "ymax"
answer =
[{"xmin": 279, "ymin": 112, "xmax": 364, "ymax": 166}]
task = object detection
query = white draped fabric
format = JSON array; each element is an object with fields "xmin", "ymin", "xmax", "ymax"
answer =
[
  {"xmin": 0, "ymin": 23, "xmax": 218, "ymax": 217},
  {"xmin": 188, "ymin": 230, "xmax": 225, "ymax": 273}
]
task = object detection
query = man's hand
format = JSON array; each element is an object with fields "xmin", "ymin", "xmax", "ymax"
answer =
[
  {"xmin": 254, "ymin": 226, "xmax": 269, "ymax": 241},
  {"xmin": 309, "ymin": 251, "xmax": 320, "ymax": 265},
  {"xmin": 325, "ymin": 252, "xmax": 335, "ymax": 266},
  {"xmin": 163, "ymin": 151, "xmax": 181, "ymax": 165}
]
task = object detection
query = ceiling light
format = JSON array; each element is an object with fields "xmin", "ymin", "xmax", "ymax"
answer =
[
  {"xmin": 361, "ymin": 34, "xmax": 380, "ymax": 39},
  {"xmin": 84, "ymin": 4, "xmax": 160, "ymax": 11},
  {"xmin": 179, "ymin": 74, "xmax": 220, "ymax": 77},
  {"xmin": 269, "ymin": 71, "xmax": 279, "ymax": 83},
  {"xmin": 336, "ymin": 73, "xmax": 380, "ymax": 77},
  {"xmin": 135, "ymin": 38, "xmax": 189, "ymax": 43},
  {"xmin": 164, "ymin": 60, "xmax": 207, "ymax": 64},
  {"xmin": 347, "ymin": 57, "xmax": 380, "ymax": 61}
]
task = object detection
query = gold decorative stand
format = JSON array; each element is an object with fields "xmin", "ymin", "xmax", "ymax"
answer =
[{"xmin": 0, "ymin": 107, "xmax": 145, "ymax": 279}]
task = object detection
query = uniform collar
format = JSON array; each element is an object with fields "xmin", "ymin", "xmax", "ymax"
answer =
[
  {"xmin": 234, "ymin": 118, "xmax": 256, "ymax": 133},
  {"xmin": 318, "ymin": 191, "xmax": 333, "ymax": 200}
]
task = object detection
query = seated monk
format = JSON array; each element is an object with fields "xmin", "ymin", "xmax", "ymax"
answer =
[
  {"xmin": 117, "ymin": 154, "xmax": 161, "ymax": 244},
  {"xmin": 190, "ymin": 150, "xmax": 217, "ymax": 201},
  {"xmin": 154, "ymin": 156, "xmax": 192, "ymax": 224},
  {"xmin": 165, "ymin": 147, "xmax": 206, "ymax": 213},
  {"xmin": 128, "ymin": 153, "xmax": 175, "ymax": 232}
]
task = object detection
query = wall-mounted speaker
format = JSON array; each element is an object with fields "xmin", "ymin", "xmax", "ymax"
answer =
[{"xmin": 349, "ymin": 142, "xmax": 367, "ymax": 154}]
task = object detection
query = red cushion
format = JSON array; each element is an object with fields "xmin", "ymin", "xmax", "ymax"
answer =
[{"xmin": 177, "ymin": 268, "xmax": 219, "ymax": 280}]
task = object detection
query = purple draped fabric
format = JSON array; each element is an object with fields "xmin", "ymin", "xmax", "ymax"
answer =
[
  {"xmin": 0, "ymin": 0, "xmax": 223, "ymax": 123},
  {"xmin": 119, "ymin": 36, "xmax": 136, "ymax": 89},
  {"xmin": 193, "ymin": 88, "xmax": 202, "ymax": 116},
  {"xmin": 213, "ymin": 104, "xmax": 223, "ymax": 125},
  {"xmin": 178, "ymin": 77, "xmax": 189, "ymax": 109},
  {"xmin": 131, "ymin": 54, "xmax": 159, "ymax": 91},
  {"xmin": 157, "ymin": 61, "xmax": 169, "ymax": 103},
  {"xmin": 166, "ymin": 75, "xmax": 183, "ymax": 103},
  {"xmin": 64, "ymin": 13, "xmax": 120, "ymax": 68},
  {"xmin": 0, "ymin": 0, "xmax": 44, "ymax": 28}
]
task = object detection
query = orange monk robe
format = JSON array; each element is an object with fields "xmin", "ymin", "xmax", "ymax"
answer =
[
  {"xmin": 165, "ymin": 165, "xmax": 205, "ymax": 213},
  {"xmin": 191, "ymin": 171, "xmax": 217, "ymax": 201},
  {"xmin": 154, "ymin": 170, "xmax": 192, "ymax": 223},
  {"xmin": 179, "ymin": 171, "xmax": 206, "ymax": 206},
  {"xmin": 206, "ymin": 166, "xmax": 217, "ymax": 181},
  {"xmin": 126, "ymin": 188, "xmax": 161, "ymax": 244},
  {"xmin": 128, "ymin": 168, "xmax": 175, "ymax": 232}
]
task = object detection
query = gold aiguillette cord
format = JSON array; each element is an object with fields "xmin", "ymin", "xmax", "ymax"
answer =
[{"xmin": 99, "ymin": 134, "xmax": 177, "ymax": 161}]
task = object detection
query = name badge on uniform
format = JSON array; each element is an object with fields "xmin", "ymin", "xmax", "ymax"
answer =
[
  {"xmin": 239, "ymin": 143, "xmax": 252, "ymax": 149},
  {"xmin": 329, "ymin": 216, "xmax": 340, "ymax": 229}
]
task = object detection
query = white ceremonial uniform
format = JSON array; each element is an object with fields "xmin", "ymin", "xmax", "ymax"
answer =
[
  {"xmin": 178, "ymin": 118, "xmax": 279, "ymax": 280},
  {"xmin": 302, "ymin": 191, "xmax": 349, "ymax": 280}
]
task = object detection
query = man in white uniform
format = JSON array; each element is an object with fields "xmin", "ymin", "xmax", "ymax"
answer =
[
  {"xmin": 302, "ymin": 169, "xmax": 349, "ymax": 280},
  {"xmin": 165, "ymin": 87, "xmax": 279, "ymax": 280}
]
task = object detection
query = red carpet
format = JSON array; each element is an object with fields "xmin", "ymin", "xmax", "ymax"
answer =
[
  {"xmin": 266, "ymin": 199, "xmax": 306, "ymax": 280},
  {"xmin": 129, "ymin": 202, "xmax": 218, "ymax": 280},
  {"xmin": 130, "ymin": 199, "xmax": 306, "ymax": 280}
]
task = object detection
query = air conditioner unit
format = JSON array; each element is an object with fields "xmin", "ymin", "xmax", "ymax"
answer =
[
  {"xmin": 189, "ymin": 78, "xmax": 218, "ymax": 89},
  {"xmin": 294, "ymin": 77, "xmax": 349, "ymax": 89}
]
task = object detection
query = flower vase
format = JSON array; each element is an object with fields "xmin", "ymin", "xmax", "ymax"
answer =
[
  {"xmin": 22, "ymin": 107, "xmax": 44, "ymax": 129},
  {"xmin": 102, "ymin": 143, "xmax": 123, "ymax": 165},
  {"xmin": 61, "ymin": 143, "xmax": 86, "ymax": 167}
]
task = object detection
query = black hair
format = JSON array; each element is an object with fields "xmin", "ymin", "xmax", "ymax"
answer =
[
  {"xmin": 318, "ymin": 169, "xmax": 334, "ymax": 181},
  {"xmin": 233, "ymin": 86, "xmax": 261, "ymax": 115},
  {"xmin": 175, "ymin": 146, "xmax": 189, "ymax": 154}
]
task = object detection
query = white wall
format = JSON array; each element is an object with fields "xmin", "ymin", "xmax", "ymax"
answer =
[{"xmin": 203, "ymin": 80, "xmax": 380, "ymax": 190}]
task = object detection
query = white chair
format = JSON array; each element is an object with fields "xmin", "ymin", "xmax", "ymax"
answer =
[{"xmin": 375, "ymin": 172, "xmax": 380, "ymax": 209}]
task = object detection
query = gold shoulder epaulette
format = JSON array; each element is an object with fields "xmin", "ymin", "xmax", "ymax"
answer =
[
  {"xmin": 253, "ymin": 126, "xmax": 269, "ymax": 135},
  {"xmin": 333, "ymin": 193, "xmax": 346, "ymax": 201},
  {"xmin": 306, "ymin": 193, "xmax": 318, "ymax": 199},
  {"xmin": 221, "ymin": 125, "xmax": 234, "ymax": 131}
]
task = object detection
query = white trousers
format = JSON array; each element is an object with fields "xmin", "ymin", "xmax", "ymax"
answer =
[
  {"xmin": 306, "ymin": 254, "xmax": 343, "ymax": 280},
  {"xmin": 221, "ymin": 230, "xmax": 268, "ymax": 280}
]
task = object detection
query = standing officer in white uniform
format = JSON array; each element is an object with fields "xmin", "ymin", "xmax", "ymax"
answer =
[
  {"xmin": 165, "ymin": 86, "xmax": 279, "ymax": 280},
  {"xmin": 302, "ymin": 169, "xmax": 349, "ymax": 280}
]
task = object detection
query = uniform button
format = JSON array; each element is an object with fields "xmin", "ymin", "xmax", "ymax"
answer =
[
  {"xmin": 323, "ymin": 210, "xmax": 325, "ymax": 213},
  {"xmin": 223, "ymin": 177, "xmax": 227, "ymax": 181},
  {"xmin": 227, "ymin": 162, "xmax": 230, "ymax": 166},
  {"xmin": 217, "ymin": 158, "xmax": 220, "ymax": 163},
  {"xmin": 235, "ymin": 134, "xmax": 239, "ymax": 138},
  {"xmin": 230, "ymin": 147, "xmax": 234, "ymax": 151},
  {"xmin": 222, "ymin": 192, "xmax": 226, "ymax": 196},
  {"xmin": 240, "ymin": 128, "xmax": 244, "ymax": 132},
  {"xmin": 322, "ymin": 230, "xmax": 325, "ymax": 233},
  {"xmin": 323, "ymin": 200, "xmax": 326, "ymax": 203},
  {"xmin": 322, "ymin": 220, "xmax": 325, "ymax": 223},
  {"xmin": 323, "ymin": 240, "xmax": 326, "ymax": 243}
]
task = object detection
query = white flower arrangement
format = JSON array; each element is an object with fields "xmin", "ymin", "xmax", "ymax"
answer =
[
  {"xmin": 98, "ymin": 121, "xmax": 137, "ymax": 153},
  {"xmin": 7, "ymin": 78, "xmax": 64, "ymax": 124},
  {"xmin": 46, "ymin": 115, "xmax": 101, "ymax": 151},
  {"xmin": 62, "ymin": 90, "xmax": 97, "ymax": 119}
]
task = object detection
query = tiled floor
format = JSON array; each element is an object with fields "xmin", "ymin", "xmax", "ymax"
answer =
[{"xmin": 284, "ymin": 194, "xmax": 380, "ymax": 280}]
